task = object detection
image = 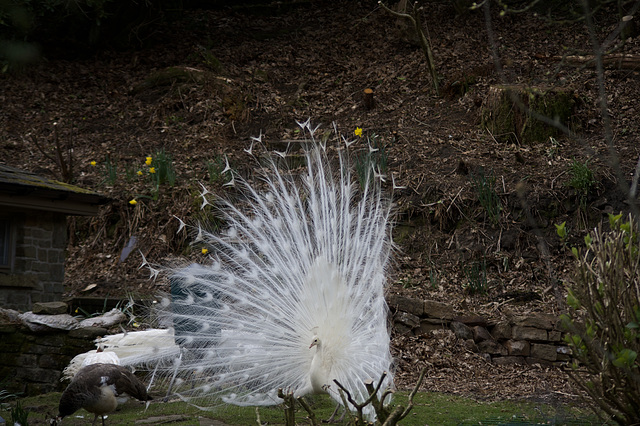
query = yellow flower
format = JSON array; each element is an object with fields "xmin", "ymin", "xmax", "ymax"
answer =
[
  {"xmin": 90, "ymin": 161, "xmax": 97, "ymax": 166},
  {"xmin": 129, "ymin": 199, "xmax": 137, "ymax": 205},
  {"xmin": 149, "ymin": 167, "xmax": 156, "ymax": 174},
  {"xmin": 145, "ymin": 156, "xmax": 152, "ymax": 166},
  {"xmin": 137, "ymin": 170, "xmax": 143, "ymax": 176},
  {"xmin": 201, "ymin": 248, "xmax": 209, "ymax": 255},
  {"xmin": 355, "ymin": 127, "xmax": 363, "ymax": 137}
]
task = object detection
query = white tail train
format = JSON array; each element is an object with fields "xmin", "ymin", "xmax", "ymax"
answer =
[{"xmin": 152, "ymin": 120, "xmax": 395, "ymax": 420}]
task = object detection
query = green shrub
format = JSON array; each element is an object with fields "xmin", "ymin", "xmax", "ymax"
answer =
[
  {"xmin": 10, "ymin": 400, "xmax": 29, "ymax": 426},
  {"xmin": 463, "ymin": 258, "xmax": 487, "ymax": 295},
  {"xmin": 470, "ymin": 168, "xmax": 501, "ymax": 225},
  {"xmin": 561, "ymin": 213, "xmax": 640, "ymax": 424},
  {"xmin": 104, "ymin": 154, "xmax": 117, "ymax": 185},
  {"xmin": 568, "ymin": 159, "xmax": 595, "ymax": 201},
  {"xmin": 152, "ymin": 148, "xmax": 177, "ymax": 187},
  {"xmin": 206, "ymin": 155, "xmax": 227, "ymax": 184}
]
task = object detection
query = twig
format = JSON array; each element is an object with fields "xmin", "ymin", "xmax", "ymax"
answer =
[
  {"xmin": 334, "ymin": 371, "xmax": 388, "ymax": 424},
  {"xmin": 335, "ymin": 385, "xmax": 363, "ymax": 424},
  {"xmin": 446, "ymin": 187, "xmax": 463, "ymax": 213},
  {"xmin": 255, "ymin": 407, "xmax": 261, "ymax": 426},
  {"xmin": 277, "ymin": 388, "xmax": 296, "ymax": 426},
  {"xmin": 296, "ymin": 397, "xmax": 320, "ymax": 426},
  {"xmin": 544, "ymin": 53, "xmax": 640, "ymax": 69},
  {"xmin": 382, "ymin": 367, "xmax": 428, "ymax": 425},
  {"xmin": 31, "ymin": 134, "xmax": 58, "ymax": 165},
  {"xmin": 379, "ymin": 1, "xmax": 439, "ymax": 96},
  {"xmin": 30, "ymin": 123, "xmax": 74, "ymax": 183},
  {"xmin": 551, "ymin": 170, "xmax": 567, "ymax": 190},
  {"xmin": 336, "ymin": 388, "xmax": 356, "ymax": 424},
  {"xmin": 52, "ymin": 123, "xmax": 73, "ymax": 183}
]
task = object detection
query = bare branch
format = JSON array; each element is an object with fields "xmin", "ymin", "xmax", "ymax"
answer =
[
  {"xmin": 378, "ymin": 1, "xmax": 439, "ymax": 96},
  {"xmin": 296, "ymin": 396, "xmax": 320, "ymax": 426}
]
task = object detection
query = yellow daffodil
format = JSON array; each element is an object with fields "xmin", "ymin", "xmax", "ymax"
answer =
[
  {"xmin": 149, "ymin": 167, "xmax": 156, "ymax": 174},
  {"xmin": 137, "ymin": 170, "xmax": 143, "ymax": 176},
  {"xmin": 145, "ymin": 156, "xmax": 152, "ymax": 166},
  {"xmin": 355, "ymin": 127, "xmax": 363, "ymax": 137},
  {"xmin": 201, "ymin": 248, "xmax": 209, "ymax": 255},
  {"xmin": 129, "ymin": 199, "xmax": 137, "ymax": 205},
  {"xmin": 90, "ymin": 161, "xmax": 97, "ymax": 166}
]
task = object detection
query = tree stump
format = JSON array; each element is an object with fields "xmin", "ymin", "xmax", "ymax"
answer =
[
  {"xmin": 363, "ymin": 88, "xmax": 375, "ymax": 110},
  {"xmin": 480, "ymin": 85, "xmax": 576, "ymax": 144}
]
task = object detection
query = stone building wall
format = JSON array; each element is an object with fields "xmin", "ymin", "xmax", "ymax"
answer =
[{"xmin": 0, "ymin": 209, "xmax": 67, "ymax": 310}]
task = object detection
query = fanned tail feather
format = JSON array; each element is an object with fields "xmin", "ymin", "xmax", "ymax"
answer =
[{"xmin": 154, "ymin": 122, "xmax": 394, "ymax": 420}]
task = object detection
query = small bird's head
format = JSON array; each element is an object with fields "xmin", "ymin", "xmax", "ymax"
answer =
[
  {"xmin": 309, "ymin": 336, "xmax": 320, "ymax": 349},
  {"xmin": 57, "ymin": 391, "xmax": 81, "ymax": 420}
]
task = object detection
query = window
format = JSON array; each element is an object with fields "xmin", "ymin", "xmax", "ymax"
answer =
[{"xmin": 0, "ymin": 219, "xmax": 12, "ymax": 269}]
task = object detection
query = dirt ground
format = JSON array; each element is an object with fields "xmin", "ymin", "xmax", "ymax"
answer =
[{"xmin": 2, "ymin": 0, "xmax": 640, "ymax": 409}]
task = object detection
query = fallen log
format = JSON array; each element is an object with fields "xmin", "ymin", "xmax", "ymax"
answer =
[{"xmin": 538, "ymin": 53, "xmax": 640, "ymax": 70}]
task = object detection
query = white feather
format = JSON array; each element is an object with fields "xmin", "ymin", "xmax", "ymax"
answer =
[
  {"xmin": 153, "ymin": 124, "xmax": 394, "ymax": 420},
  {"xmin": 62, "ymin": 329, "xmax": 180, "ymax": 381}
]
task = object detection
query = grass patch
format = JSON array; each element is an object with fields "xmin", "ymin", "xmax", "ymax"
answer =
[
  {"xmin": 0, "ymin": 391, "xmax": 602, "ymax": 425},
  {"xmin": 406, "ymin": 393, "xmax": 601, "ymax": 425},
  {"xmin": 471, "ymin": 167, "xmax": 502, "ymax": 225},
  {"xmin": 463, "ymin": 258, "xmax": 488, "ymax": 295}
]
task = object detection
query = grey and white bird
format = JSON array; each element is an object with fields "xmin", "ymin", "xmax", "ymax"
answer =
[{"xmin": 57, "ymin": 363, "xmax": 151, "ymax": 425}]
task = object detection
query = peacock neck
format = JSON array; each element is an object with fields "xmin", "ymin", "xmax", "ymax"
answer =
[{"xmin": 310, "ymin": 339, "xmax": 330, "ymax": 394}]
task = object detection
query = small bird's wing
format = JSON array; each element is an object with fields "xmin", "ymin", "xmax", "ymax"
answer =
[
  {"xmin": 112, "ymin": 366, "xmax": 151, "ymax": 401},
  {"xmin": 58, "ymin": 364, "xmax": 108, "ymax": 417},
  {"xmin": 74, "ymin": 364, "xmax": 151, "ymax": 401}
]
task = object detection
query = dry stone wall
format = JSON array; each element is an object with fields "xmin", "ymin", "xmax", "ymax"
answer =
[
  {"xmin": 388, "ymin": 294, "xmax": 572, "ymax": 366},
  {"xmin": 0, "ymin": 296, "xmax": 572, "ymax": 396},
  {"xmin": 0, "ymin": 322, "xmax": 103, "ymax": 395},
  {"xmin": 0, "ymin": 302, "xmax": 113, "ymax": 395}
]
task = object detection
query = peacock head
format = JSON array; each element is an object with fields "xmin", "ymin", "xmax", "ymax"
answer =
[{"xmin": 309, "ymin": 336, "xmax": 320, "ymax": 349}]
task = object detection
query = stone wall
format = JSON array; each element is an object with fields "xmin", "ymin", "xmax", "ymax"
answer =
[
  {"xmin": 0, "ymin": 294, "xmax": 572, "ymax": 396},
  {"xmin": 388, "ymin": 294, "xmax": 571, "ymax": 366},
  {"xmin": 0, "ymin": 322, "xmax": 105, "ymax": 395},
  {"xmin": 0, "ymin": 302, "xmax": 124, "ymax": 396},
  {"xmin": 0, "ymin": 209, "xmax": 67, "ymax": 310}
]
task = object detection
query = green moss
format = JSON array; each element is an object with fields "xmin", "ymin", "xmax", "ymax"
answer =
[
  {"xmin": 481, "ymin": 85, "xmax": 576, "ymax": 144},
  {"xmin": 522, "ymin": 86, "xmax": 575, "ymax": 143}
]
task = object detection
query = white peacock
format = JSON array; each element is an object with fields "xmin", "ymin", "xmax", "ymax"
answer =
[{"xmin": 154, "ymin": 120, "xmax": 394, "ymax": 421}]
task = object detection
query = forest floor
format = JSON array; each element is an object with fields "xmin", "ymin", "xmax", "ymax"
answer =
[{"xmin": 2, "ymin": 0, "xmax": 640, "ymax": 413}]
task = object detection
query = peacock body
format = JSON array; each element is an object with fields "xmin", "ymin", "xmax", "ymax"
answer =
[{"xmin": 156, "ymin": 121, "xmax": 394, "ymax": 419}]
